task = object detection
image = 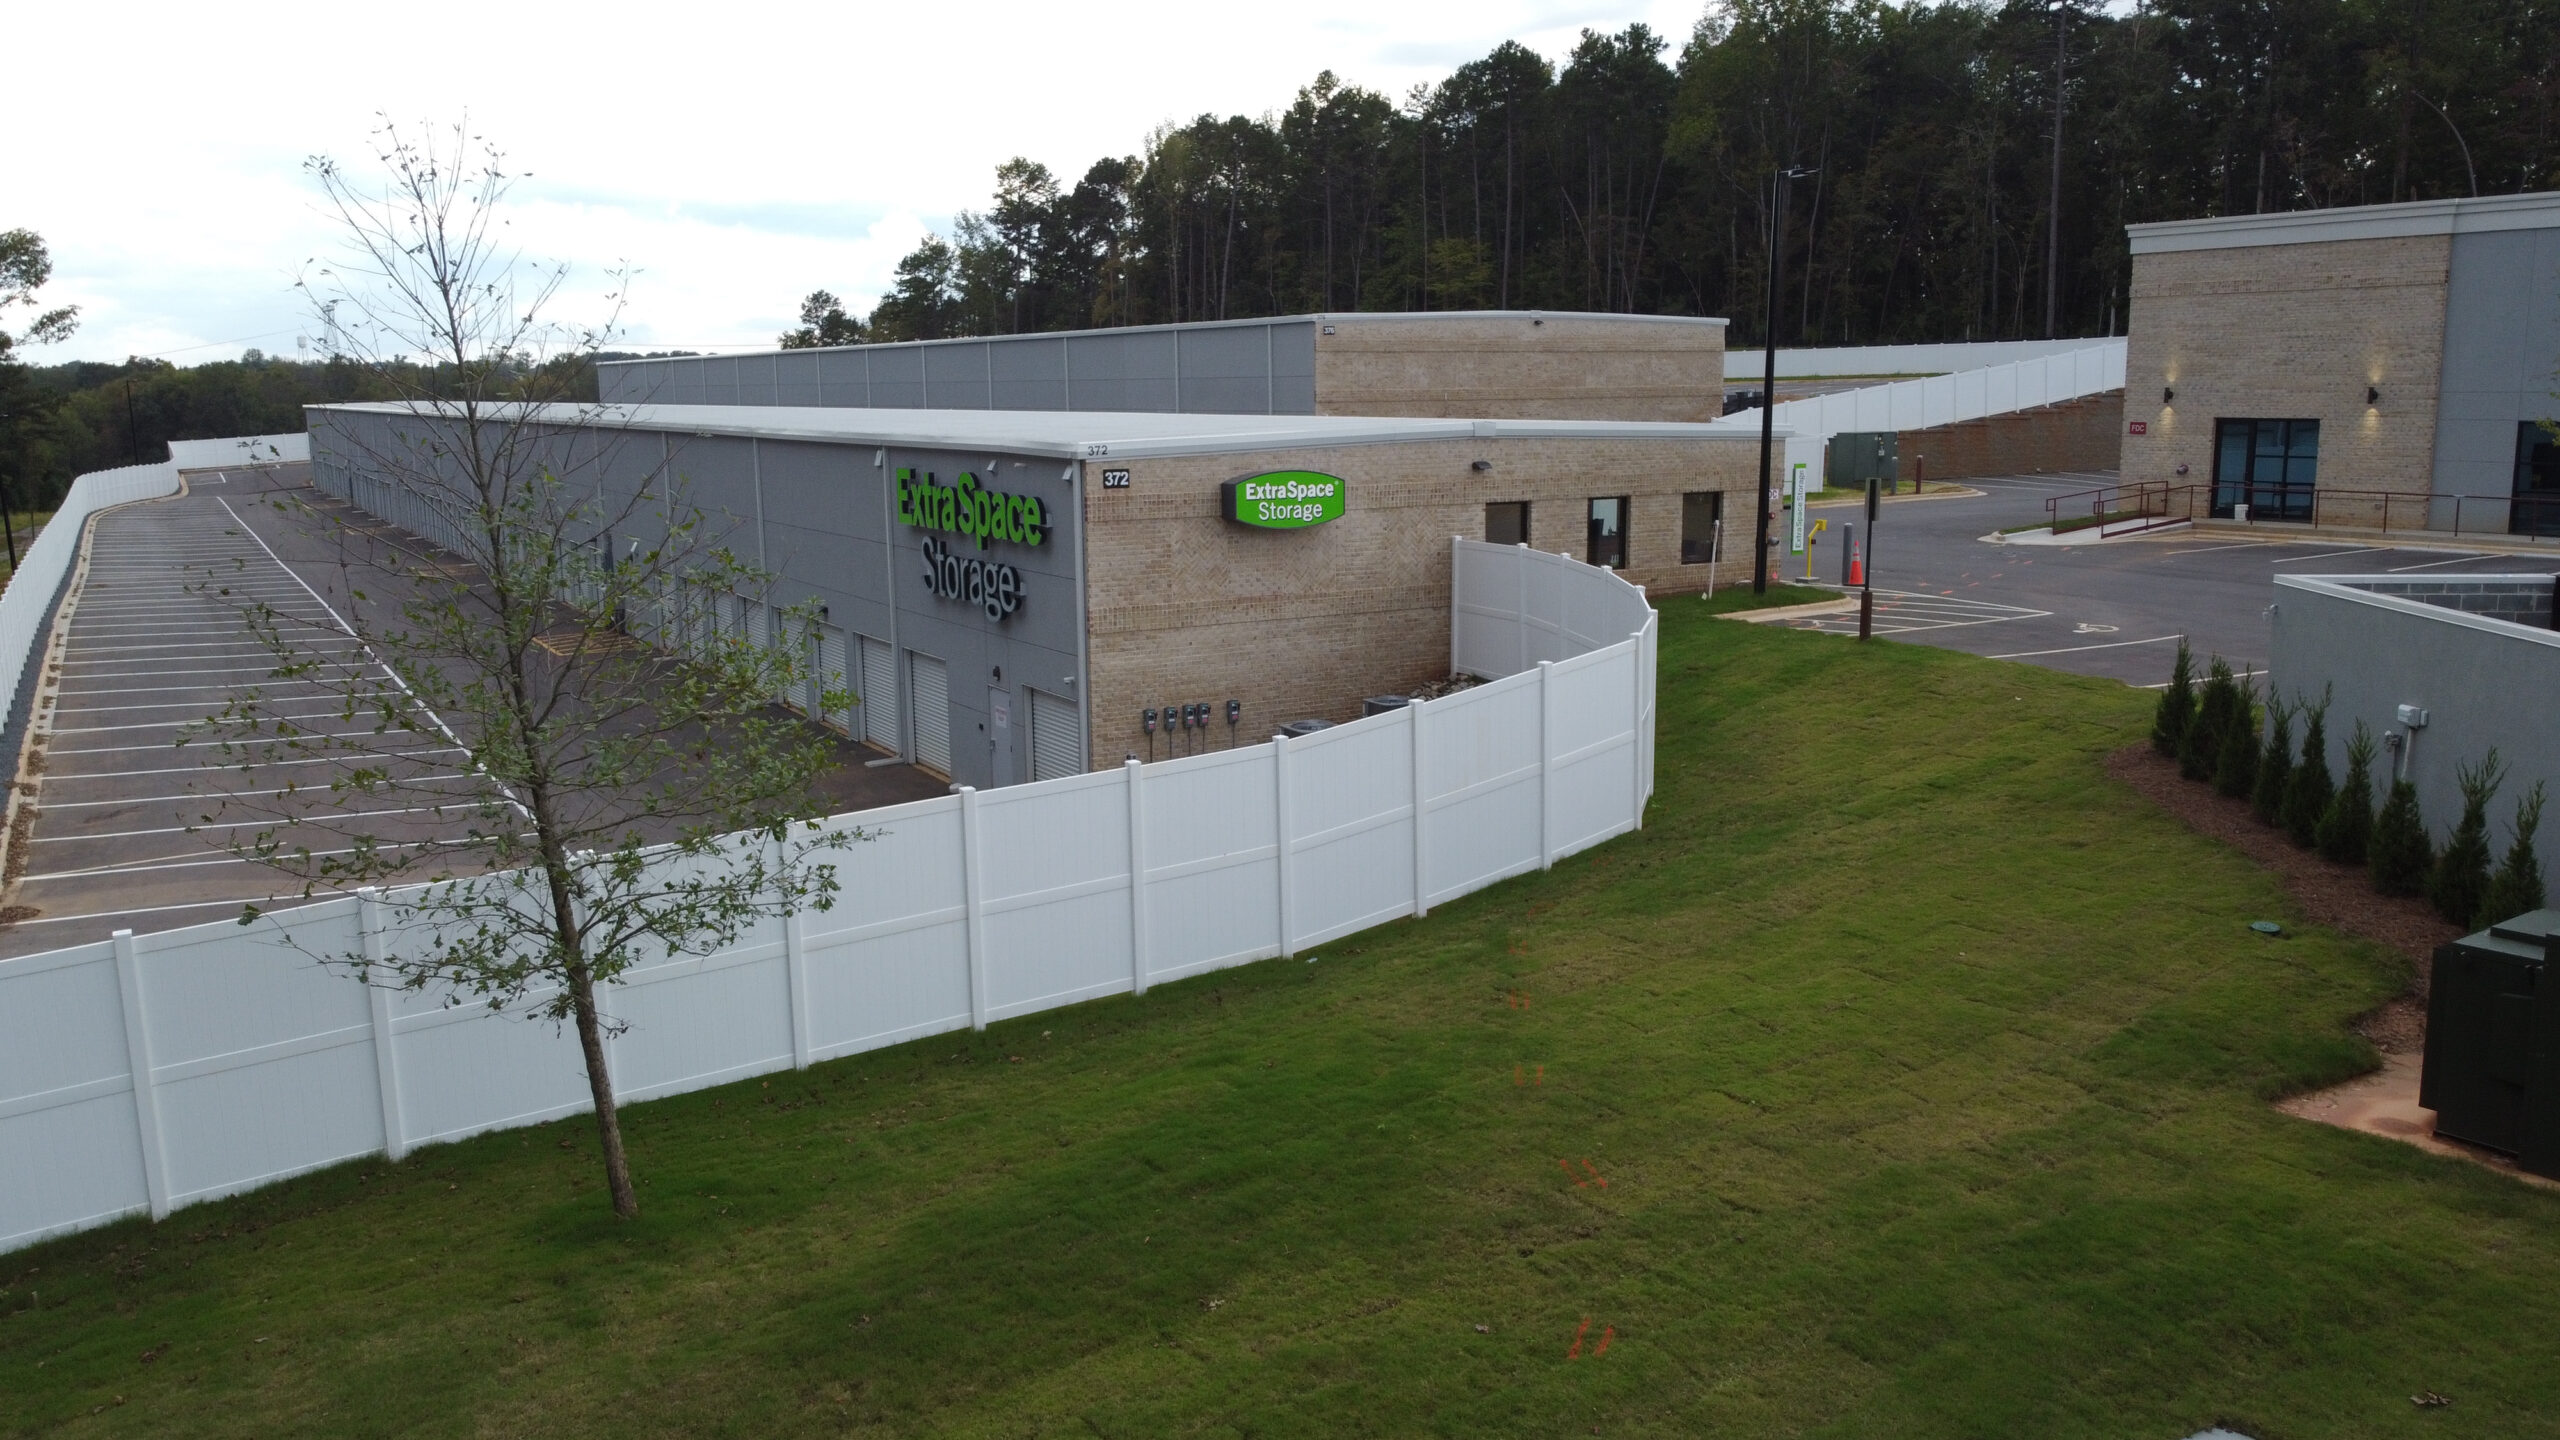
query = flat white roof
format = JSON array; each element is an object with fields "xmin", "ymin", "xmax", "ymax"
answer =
[
  {"xmin": 2128, "ymin": 190, "xmax": 2560, "ymax": 254},
  {"xmin": 594, "ymin": 309, "xmax": 1728, "ymax": 369},
  {"xmin": 308, "ymin": 402, "xmax": 1777, "ymax": 461}
]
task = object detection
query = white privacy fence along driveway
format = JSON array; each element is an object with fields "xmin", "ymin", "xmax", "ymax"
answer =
[
  {"xmin": 1712, "ymin": 339, "xmax": 2129, "ymax": 484},
  {"xmin": 0, "ymin": 536, "xmax": 1655, "ymax": 1253}
]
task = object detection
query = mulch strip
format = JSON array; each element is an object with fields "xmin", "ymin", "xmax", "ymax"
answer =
[{"xmin": 2108, "ymin": 743, "xmax": 2456, "ymax": 1050}]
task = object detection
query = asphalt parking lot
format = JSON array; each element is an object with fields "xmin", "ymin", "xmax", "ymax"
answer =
[
  {"xmin": 1758, "ymin": 471, "xmax": 2560, "ymax": 688},
  {"xmin": 0, "ymin": 465, "xmax": 942, "ymax": 960},
  {"xmin": 0, "ymin": 465, "xmax": 483, "ymax": 956}
]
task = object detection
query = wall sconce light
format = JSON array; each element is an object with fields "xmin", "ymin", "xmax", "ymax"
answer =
[
  {"xmin": 2366, "ymin": 386, "xmax": 2381, "ymax": 406},
  {"xmin": 1470, "ymin": 459, "xmax": 1493, "ymax": 472},
  {"xmin": 2162, "ymin": 386, "xmax": 2175, "ymax": 404}
]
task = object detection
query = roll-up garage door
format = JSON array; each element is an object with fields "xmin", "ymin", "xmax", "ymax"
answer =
[
  {"xmin": 776, "ymin": 607, "xmax": 807, "ymax": 711},
  {"xmin": 816, "ymin": 624, "xmax": 849, "ymax": 732},
  {"xmin": 1028, "ymin": 688, "xmax": 1082, "ymax": 782},
  {"xmin": 859, "ymin": 636, "xmax": 895, "ymax": 749},
  {"xmin": 908, "ymin": 651, "xmax": 951, "ymax": 776}
]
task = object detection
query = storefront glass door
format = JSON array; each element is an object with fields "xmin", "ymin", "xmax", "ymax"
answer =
[{"xmin": 2212, "ymin": 418, "xmax": 2319, "ymax": 520}]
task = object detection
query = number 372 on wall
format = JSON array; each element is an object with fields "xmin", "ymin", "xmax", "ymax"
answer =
[{"xmin": 1100, "ymin": 468, "xmax": 1132, "ymax": 489}]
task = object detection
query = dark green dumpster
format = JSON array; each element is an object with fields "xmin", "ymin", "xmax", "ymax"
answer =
[{"xmin": 2422, "ymin": 908, "xmax": 2560, "ymax": 1174}]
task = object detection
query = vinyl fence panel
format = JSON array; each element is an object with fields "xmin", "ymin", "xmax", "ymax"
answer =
[{"xmin": 0, "ymin": 536, "xmax": 1656, "ymax": 1254}]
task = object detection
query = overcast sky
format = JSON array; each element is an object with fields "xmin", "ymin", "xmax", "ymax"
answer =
[{"xmin": 15, "ymin": 1, "xmax": 1707, "ymax": 366}]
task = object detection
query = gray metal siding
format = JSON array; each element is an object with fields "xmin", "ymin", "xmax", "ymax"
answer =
[
  {"xmin": 2437, "ymin": 228, "xmax": 2560, "ymax": 515},
  {"xmin": 597, "ymin": 319, "xmax": 1324, "ymax": 417}
]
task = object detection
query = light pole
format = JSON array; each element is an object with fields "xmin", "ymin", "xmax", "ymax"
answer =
[
  {"xmin": 2045, "ymin": 0, "xmax": 2067, "ymax": 340},
  {"xmin": 1754, "ymin": 164, "xmax": 1817, "ymax": 595}
]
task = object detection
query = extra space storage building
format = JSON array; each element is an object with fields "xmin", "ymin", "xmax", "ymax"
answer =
[{"xmin": 308, "ymin": 399, "xmax": 1763, "ymax": 793}]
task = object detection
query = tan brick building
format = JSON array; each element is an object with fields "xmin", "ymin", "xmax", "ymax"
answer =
[
  {"xmin": 2120, "ymin": 192, "xmax": 2560, "ymax": 532},
  {"xmin": 598, "ymin": 311, "xmax": 1729, "ymax": 424}
]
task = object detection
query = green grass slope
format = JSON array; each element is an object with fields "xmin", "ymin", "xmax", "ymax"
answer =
[{"xmin": 7, "ymin": 605, "xmax": 2555, "ymax": 1439}]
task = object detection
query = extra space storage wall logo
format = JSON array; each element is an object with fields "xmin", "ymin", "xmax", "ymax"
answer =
[
  {"xmin": 1221, "ymin": 471, "xmax": 1347, "ymax": 529},
  {"xmin": 899, "ymin": 467, "xmax": 1046, "ymax": 621}
]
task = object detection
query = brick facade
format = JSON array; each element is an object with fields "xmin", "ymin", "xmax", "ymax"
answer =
[
  {"xmin": 1893, "ymin": 390, "xmax": 2126, "ymax": 485},
  {"xmin": 1082, "ymin": 434, "xmax": 1758, "ymax": 768},
  {"xmin": 1313, "ymin": 315, "xmax": 1726, "ymax": 423},
  {"xmin": 2119, "ymin": 234, "xmax": 2450, "ymax": 511}
]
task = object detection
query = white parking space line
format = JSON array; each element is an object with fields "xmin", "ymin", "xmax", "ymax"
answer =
[
  {"xmin": 53, "ymin": 685, "xmax": 348, "ymax": 711},
  {"xmin": 49, "ymin": 727, "xmax": 440, "ymax": 755},
  {"xmin": 2385, "ymin": 552, "xmax": 2493, "ymax": 572},
  {"xmin": 40, "ymin": 747, "xmax": 466, "ymax": 782},
  {"xmin": 49, "ymin": 710, "xmax": 376, "ymax": 736},
  {"xmin": 36, "ymin": 772, "xmax": 470, "ymax": 810},
  {"xmin": 37, "ymin": 802, "xmax": 476, "ymax": 844},
  {"xmin": 59, "ymin": 661, "xmax": 372, "ymax": 684},
  {"xmin": 2, "ymin": 896, "xmax": 324, "ymax": 930},
  {"xmin": 2269, "ymin": 547, "xmax": 2385, "ymax": 564},
  {"xmin": 1790, "ymin": 591, "xmax": 2051, "ymax": 636},
  {"xmin": 2159, "ymin": 541, "xmax": 2277, "ymax": 556},
  {"xmin": 1987, "ymin": 634, "xmax": 2183, "ymax": 660}
]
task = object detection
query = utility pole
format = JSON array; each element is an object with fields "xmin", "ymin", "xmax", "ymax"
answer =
[
  {"xmin": 2045, "ymin": 0, "xmax": 2067, "ymax": 340},
  {"xmin": 1754, "ymin": 165, "xmax": 1816, "ymax": 595}
]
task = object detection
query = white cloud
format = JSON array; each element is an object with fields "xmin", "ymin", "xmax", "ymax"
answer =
[{"xmin": 17, "ymin": 0, "xmax": 1703, "ymax": 363}]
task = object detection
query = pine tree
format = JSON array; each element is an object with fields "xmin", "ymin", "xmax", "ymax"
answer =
[
  {"xmin": 2428, "ymin": 751, "xmax": 2505, "ymax": 927},
  {"xmin": 2181, "ymin": 657, "xmax": 2235, "ymax": 782},
  {"xmin": 2478, "ymin": 783, "xmax": 2549, "ymax": 927},
  {"xmin": 2152, "ymin": 639, "xmax": 2196, "ymax": 757},
  {"xmin": 2371, "ymin": 777, "xmax": 2433, "ymax": 897},
  {"xmin": 2251, "ymin": 697, "xmax": 2294, "ymax": 826},
  {"xmin": 2316, "ymin": 721, "xmax": 2377, "ymax": 866},
  {"xmin": 2214, "ymin": 677, "xmax": 2258, "ymax": 799},
  {"xmin": 2282, "ymin": 696, "xmax": 2333, "ymax": 848}
]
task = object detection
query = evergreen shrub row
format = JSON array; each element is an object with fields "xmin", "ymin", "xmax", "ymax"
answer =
[{"xmin": 2151, "ymin": 639, "xmax": 2546, "ymax": 930}]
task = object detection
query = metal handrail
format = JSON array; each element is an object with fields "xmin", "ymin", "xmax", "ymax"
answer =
[{"xmin": 2041, "ymin": 482, "xmax": 2560, "ymax": 542}]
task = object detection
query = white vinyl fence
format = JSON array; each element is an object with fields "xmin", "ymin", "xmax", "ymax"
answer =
[
  {"xmin": 0, "ymin": 538, "xmax": 1654, "ymax": 1254},
  {"xmin": 1712, "ymin": 339, "xmax": 2128, "ymax": 483},
  {"xmin": 0, "ymin": 461, "xmax": 183, "ymax": 738},
  {"xmin": 1720, "ymin": 337, "xmax": 2107, "ymax": 381},
  {"xmin": 166, "ymin": 434, "xmax": 309, "ymax": 469}
]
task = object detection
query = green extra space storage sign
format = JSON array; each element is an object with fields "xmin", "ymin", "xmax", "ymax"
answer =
[{"xmin": 1221, "ymin": 471, "xmax": 1348, "ymax": 530}]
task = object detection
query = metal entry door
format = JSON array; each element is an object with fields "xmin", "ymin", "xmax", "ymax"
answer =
[
  {"xmin": 988, "ymin": 687, "xmax": 1014, "ymax": 788},
  {"xmin": 1028, "ymin": 688, "xmax": 1082, "ymax": 781},
  {"xmin": 908, "ymin": 651, "xmax": 951, "ymax": 776}
]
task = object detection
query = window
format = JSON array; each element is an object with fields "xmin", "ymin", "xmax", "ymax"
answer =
[
  {"xmin": 1586, "ymin": 497, "xmax": 1629, "ymax": 570},
  {"xmin": 2515, "ymin": 421, "xmax": 2560, "ymax": 537},
  {"xmin": 2212, "ymin": 419, "xmax": 2319, "ymax": 521},
  {"xmin": 1681, "ymin": 492, "xmax": 1723, "ymax": 564},
  {"xmin": 1484, "ymin": 501, "xmax": 1530, "ymax": 547}
]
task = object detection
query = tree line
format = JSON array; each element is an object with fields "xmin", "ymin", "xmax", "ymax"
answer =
[{"xmin": 799, "ymin": 0, "xmax": 2559, "ymax": 351}]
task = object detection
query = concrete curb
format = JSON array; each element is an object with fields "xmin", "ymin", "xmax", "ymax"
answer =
[
  {"xmin": 1715, "ymin": 595, "xmax": 1858, "ymax": 623},
  {"xmin": 1805, "ymin": 484, "xmax": 1983, "ymax": 510}
]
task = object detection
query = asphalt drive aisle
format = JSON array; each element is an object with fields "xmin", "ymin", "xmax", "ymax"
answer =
[{"xmin": 0, "ymin": 468, "xmax": 481, "ymax": 957}]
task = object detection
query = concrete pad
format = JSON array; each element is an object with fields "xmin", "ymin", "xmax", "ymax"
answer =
[
  {"xmin": 2277, "ymin": 1049, "xmax": 2560, "ymax": 1191},
  {"xmin": 1990, "ymin": 520, "xmax": 2193, "ymax": 546}
]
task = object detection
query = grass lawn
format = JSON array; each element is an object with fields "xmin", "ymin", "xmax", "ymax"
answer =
[{"xmin": 10, "ymin": 603, "xmax": 2560, "ymax": 1438}]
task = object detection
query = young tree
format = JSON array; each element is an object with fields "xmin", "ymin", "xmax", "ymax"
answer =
[
  {"xmin": 2315, "ymin": 721, "xmax": 2377, "ymax": 866},
  {"xmin": 2250, "ymin": 696, "xmax": 2292, "ymax": 825},
  {"xmin": 195, "ymin": 122, "xmax": 853, "ymax": 1219},
  {"xmin": 2371, "ymin": 777, "xmax": 2434, "ymax": 897},
  {"xmin": 2478, "ymin": 783, "xmax": 2548, "ymax": 927},
  {"xmin": 2151, "ymin": 638, "xmax": 2195, "ymax": 756},
  {"xmin": 2281, "ymin": 696, "xmax": 2333, "ymax": 848},
  {"xmin": 2180, "ymin": 656, "xmax": 2235, "ymax": 782},
  {"xmin": 2213, "ymin": 675, "xmax": 2258, "ymax": 799},
  {"xmin": 2429, "ymin": 751, "xmax": 2506, "ymax": 928}
]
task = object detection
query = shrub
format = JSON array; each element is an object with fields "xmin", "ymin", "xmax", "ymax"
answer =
[
  {"xmin": 2180, "ymin": 657, "xmax": 2235, "ymax": 782},
  {"xmin": 2371, "ymin": 778, "xmax": 2433, "ymax": 897},
  {"xmin": 2427, "ymin": 750, "xmax": 2505, "ymax": 927},
  {"xmin": 2214, "ymin": 677, "xmax": 2259, "ymax": 799},
  {"xmin": 2477, "ymin": 782, "xmax": 2548, "ymax": 929},
  {"xmin": 2250, "ymin": 697, "xmax": 2292, "ymax": 824},
  {"xmin": 2152, "ymin": 640, "xmax": 2196, "ymax": 757},
  {"xmin": 2316, "ymin": 722, "xmax": 2377, "ymax": 866},
  {"xmin": 2282, "ymin": 698, "xmax": 2333, "ymax": 848}
]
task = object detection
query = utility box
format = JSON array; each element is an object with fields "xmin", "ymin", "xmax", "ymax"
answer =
[
  {"xmin": 1826, "ymin": 431, "xmax": 1898, "ymax": 491},
  {"xmin": 2422, "ymin": 908, "xmax": 2560, "ymax": 1174},
  {"xmin": 1363, "ymin": 695, "xmax": 1414, "ymax": 716}
]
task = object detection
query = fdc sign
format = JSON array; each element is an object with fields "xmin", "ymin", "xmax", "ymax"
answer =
[{"xmin": 1222, "ymin": 471, "xmax": 1347, "ymax": 530}]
